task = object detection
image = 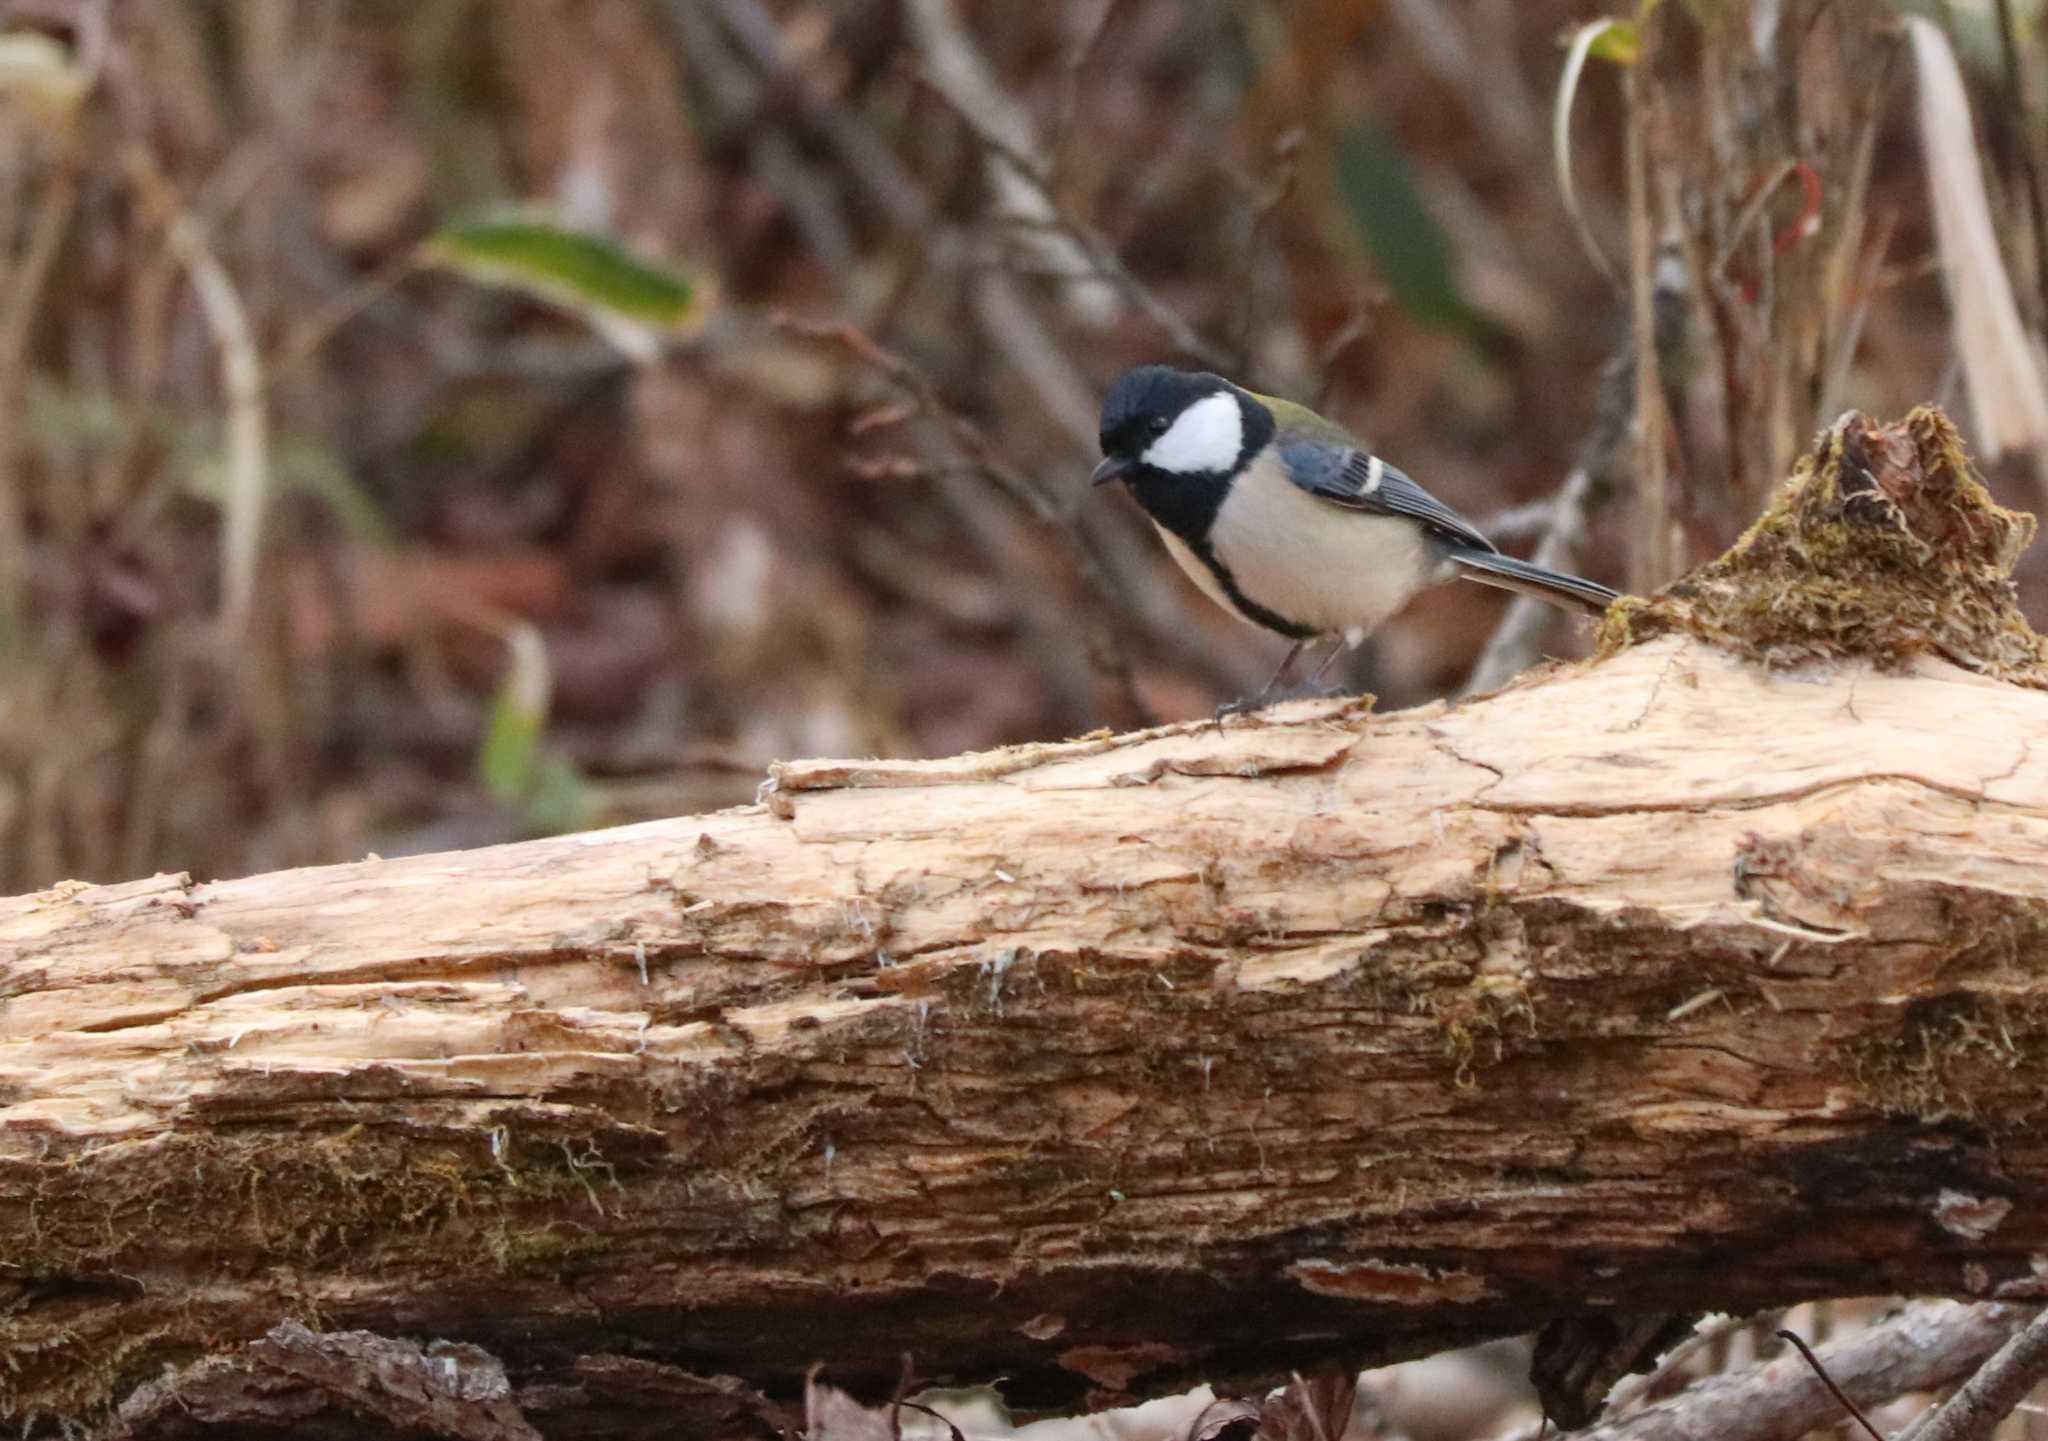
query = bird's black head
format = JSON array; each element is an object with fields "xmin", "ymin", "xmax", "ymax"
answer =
[{"xmin": 1092, "ymin": 366, "xmax": 1270, "ymax": 491}]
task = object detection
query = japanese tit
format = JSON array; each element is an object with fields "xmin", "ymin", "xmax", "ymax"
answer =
[{"xmin": 1092, "ymin": 366, "xmax": 1616, "ymax": 696}]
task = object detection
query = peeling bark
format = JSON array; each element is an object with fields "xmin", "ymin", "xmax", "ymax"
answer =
[
  {"xmin": 8, "ymin": 410, "xmax": 2048, "ymax": 1434},
  {"xmin": 110, "ymin": 1324, "xmax": 544, "ymax": 1441}
]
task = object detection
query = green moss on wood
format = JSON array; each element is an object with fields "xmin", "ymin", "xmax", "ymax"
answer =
[
  {"xmin": 0, "ymin": 1124, "xmax": 629, "ymax": 1419},
  {"xmin": 1843, "ymin": 994, "xmax": 2048, "ymax": 1122},
  {"xmin": 1601, "ymin": 407, "xmax": 2048, "ymax": 682}
]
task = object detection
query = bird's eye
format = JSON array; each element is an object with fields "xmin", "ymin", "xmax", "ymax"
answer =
[{"xmin": 1148, "ymin": 416, "xmax": 1169, "ymax": 436}]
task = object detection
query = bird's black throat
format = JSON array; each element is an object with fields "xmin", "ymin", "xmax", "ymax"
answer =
[{"xmin": 1124, "ymin": 465, "xmax": 1231, "ymax": 548}]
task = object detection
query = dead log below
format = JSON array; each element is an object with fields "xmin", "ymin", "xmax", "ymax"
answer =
[{"xmin": 5, "ymin": 408, "xmax": 2048, "ymax": 1435}]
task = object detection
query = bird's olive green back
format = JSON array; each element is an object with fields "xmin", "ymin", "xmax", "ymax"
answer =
[{"xmin": 1246, "ymin": 389, "xmax": 1359, "ymax": 448}]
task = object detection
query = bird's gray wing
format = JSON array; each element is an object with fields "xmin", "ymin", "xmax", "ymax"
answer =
[{"xmin": 1275, "ymin": 440, "xmax": 1497, "ymax": 553}]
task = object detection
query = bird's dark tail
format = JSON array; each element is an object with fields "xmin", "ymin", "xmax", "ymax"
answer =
[{"xmin": 1450, "ymin": 549, "xmax": 1617, "ymax": 615}]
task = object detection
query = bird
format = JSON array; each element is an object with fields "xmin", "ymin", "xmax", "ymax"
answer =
[{"xmin": 1091, "ymin": 365, "xmax": 1617, "ymax": 706}]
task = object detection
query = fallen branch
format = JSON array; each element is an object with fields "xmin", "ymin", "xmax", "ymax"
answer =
[
  {"xmin": 1899, "ymin": 1306, "xmax": 2048, "ymax": 1441},
  {"xmin": 1582, "ymin": 1305, "xmax": 2038, "ymax": 1441},
  {"xmin": 5, "ymin": 409, "xmax": 2048, "ymax": 1433}
]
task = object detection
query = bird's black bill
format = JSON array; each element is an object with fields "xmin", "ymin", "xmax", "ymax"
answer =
[{"xmin": 1091, "ymin": 456, "xmax": 1133, "ymax": 487}]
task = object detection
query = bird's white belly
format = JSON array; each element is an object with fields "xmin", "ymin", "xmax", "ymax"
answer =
[{"xmin": 1157, "ymin": 466, "xmax": 1433, "ymax": 643}]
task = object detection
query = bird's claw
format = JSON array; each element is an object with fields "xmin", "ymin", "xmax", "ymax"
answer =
[
  {"xmin": 1211, "ymin": 695, "xmax": 1267, "ymax": 731},
  {"xmin": 1212, "ymin": 683, "xmax": 1347, "ymax": 731}
]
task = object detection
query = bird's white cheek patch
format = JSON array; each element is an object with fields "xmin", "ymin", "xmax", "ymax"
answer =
[{"xmin": 1143, "ymin": 392, "xmax": 1243, "ymax": 473}]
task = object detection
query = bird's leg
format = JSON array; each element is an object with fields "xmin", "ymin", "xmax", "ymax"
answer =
[
  {"xmin": 1259, "ymin": 639, "xmax": 1307, "ymax": 698},
  {"xmin": 1305, "ymin": 637, "xmax": 1349, "ymax": 691},
  {"xmin": 1213, "ymin": 639, "xmax": 1306, "ymax": 728}
]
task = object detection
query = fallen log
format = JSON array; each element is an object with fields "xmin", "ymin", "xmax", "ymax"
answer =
[{"xmin": 6, "ymin": 408, "xmax": 2048, "ymax": 1436}]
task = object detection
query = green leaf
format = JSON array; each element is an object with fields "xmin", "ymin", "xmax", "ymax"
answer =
[
  {"xmin": 523, "ymin": 753, "xmax": 594, "ymax": 836},
  {"xmin": 477, "ymin": 624, "xmax": 590, "ymax": 833},
  {"xmin": 479, "ymin": 624, "xmax": 550, "ymax": 804},
  {"xmin": 1332, "ymin": 121, "xmax": 1484, "ymax": 336},
  {"xmin": 479, "ymin": 692, "xmax": 542, "ymax": 805},
  {"xmin": 422, "ymin": 210, "xmax": 710, "ymax": 361},
  {"xmin": 1585, "ymin": 19, "xmax": 1642, "ymax": 65}
]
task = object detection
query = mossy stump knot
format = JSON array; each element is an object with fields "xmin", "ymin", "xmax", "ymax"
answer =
[{"xmin": 1599, "ymin": 406, "xmax": 2048, "ymax": 683}]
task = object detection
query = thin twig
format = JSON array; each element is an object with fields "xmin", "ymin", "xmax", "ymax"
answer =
[
  {"xmin": 1390, "ymin": 0, "xmax": 1543, "ymax": 164},
  {"xmin": 1463, "ymin": 231, "xmax": 1687, "ymax": 695},
  {"xmin": 1494, "ymin": 1304, "xmax": 2035, "ymax": 1441},
  {"xmin": 1624, "ymin": 59, "xmax": 1670, "ymax": 596},
  {"xmin": 906, "ymin": 0, "xmax": 1226, "ymax": 367},
  {"xmin": 776, "ymin": 313, "xmax": 1151, "ymax": 726},
  {"xmin": 888, "ymin": 1351, "xmax": 915, "ymax": 1441},
  {"xmin": 0, "ymin": 119, "xmax": 76, "ymax": 643},
  {"xmin": 971, "ymin": 271, "xmax": 1097, "ymax": 452},
  {"xmin": 265, "ymin": 246, "xmax": 420, "ymax": 393},
  {"xmin": 1819, "ymin": 35, "xmax": 1903, "ymax": 425},
  {"xmin": 1229, "ymin": 128, "xmax": 1304, "ymax": 378},
  {"xmin": 1819, "ymin": 212, "xmax": 1900, "ymax": 427},
  {"xmin": 131, "ymin": 160, "xmax": 272, "ymax": 647},
  {"xmin": 775, "ymin": 315, "xmax": 1056, "ymax": 521},
  {"xmin": 1461, "ymin": 464, "xmax": 1598, "ymax": 695},
  {"xmin": 1475, "ymin": 497, "xmax": 1564, "ymax": 545},
  {"xmin": 709, "ymin": 1, "xmax": 1247, "ymax": 700},
  {"xmin": 1776, "ymin": 1329, "xmax": 1887, "ymax": 1441},
  {"xmin": 905, "ymin": 0, "xmax": 1119, "ymax": 327},
  {"xmin": 1714, "ymin": 161, "xmax": 1812, "ymax": 276},
  {"xmin": 1046, "ymin": 0, "xmax": 1126, "ymax": 194},
  {"xmin": 709, "ymin": 0, "xmax": 933, "ymax": 234},
  {"xmin": 662, "ymin": 0, "xmax": 857, "ymax": 274}
]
